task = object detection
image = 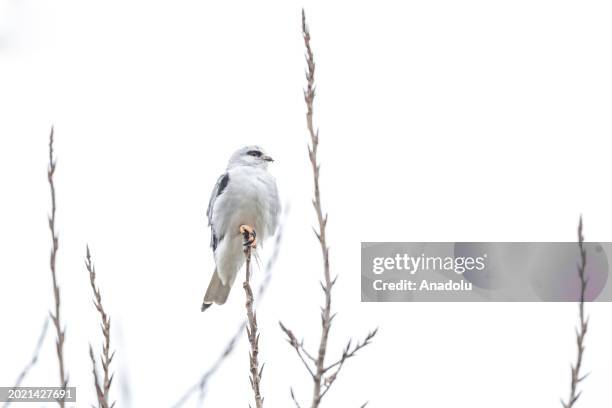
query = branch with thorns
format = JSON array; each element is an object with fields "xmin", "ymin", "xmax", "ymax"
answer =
[
  {"xmin": 561, "ymin": 216, "xmax": 589, "ymax": 408},
  {"xmin": 85, "ymin": 246, "xmax": 115, "ymax": 408},
  {"xmin": 279, "ymin": 10, "xmax": 376, "ymax": 408},
  {"xmin": 243, "ymin": 225, "xmax": 264, "ymax": 408},
  {"xmin": 280, "ymin": 323, "xmax": 377, "ymax": 402},
  {"xmin": 47, "ymin": 127, "xmax": 68, "ymax": 407},
  {"xmin": 89, "ymin": 345, "xmax": 105, "ymax": 407}
]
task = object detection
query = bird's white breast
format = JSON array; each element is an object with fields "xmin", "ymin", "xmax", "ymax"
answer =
[{"xmin": 212, "ymin": 166, "xmax": 278, "ymax": 242}]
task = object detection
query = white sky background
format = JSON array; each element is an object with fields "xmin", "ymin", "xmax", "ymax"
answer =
[{"xmin": 1, "ymin": 0, "xmax": 612, "ymax": 407}]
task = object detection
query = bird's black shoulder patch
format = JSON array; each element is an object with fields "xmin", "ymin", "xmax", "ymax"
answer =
[
  {"xmin": 217, "ymin": 173, "xmax": 230, "ymax": 197},
  {"xmin": 211, "ymin": 232, "xmax": 218, "ymax": 251},
  {"xmin": 211, "ymin": 232, "xmax": 224, "ymax": 252}
]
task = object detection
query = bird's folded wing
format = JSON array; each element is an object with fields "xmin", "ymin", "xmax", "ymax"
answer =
[{"xmin": 207, "ymin": 172, "xmax": 230, "ymax": 250}]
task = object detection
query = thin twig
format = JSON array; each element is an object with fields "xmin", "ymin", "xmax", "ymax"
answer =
[
  {"xmin": 2, "ymin": 318, "xmax": 49, "ymax": 408},
  {"xmin": 89, "ymin": 345, "xmax": 105, "ymax": 407},
  {"xmin": 47, "ymin": 126, "xmax": 68, "ymax": 407},
  {"xmin": 170, "ymin": 323, "xmax": 244, "ymax": 408},
  {"xmin": 278, "ymin": 11, "xmax": 377, "ymax": 408},
  {"xmin": 86, "ymin": 246, "xmax": 115, "ymax": 408},
  {"xmin": 322, "ymin": 329, "xmax": 378, "ymax": 374},
  {"xmin": 561, "ymin": 216, "xmax": 589, "ymax": 408},
  {"xmin": 243, "ymin": 236, "xmax": 264, "ymax": 408},
  {"xmin": 290, "ymin": 388, "xmax": 303, "ymax": 408},
  {"xmin": 319, "ymin": 329, "xmax": 378, "ymax": 399},
  {"xmin": 279, "ymin": 323, "xmax": 315, "ymax": 378}
]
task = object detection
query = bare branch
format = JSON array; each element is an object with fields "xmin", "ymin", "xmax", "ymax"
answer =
[
  {"xmin": 89, "ymin": 345, "xmax": 104, "ymax": 407},
  {"xmin": 170, "ymin": 323, "xmax": 242, "ymax": 408},
  {"xmin": 2, "ymin": 318, "xmax": 49, "ymax": 408},
  {"xmin": 290, "ymin": 388, "xmax": 303, "ymax": 408},
  {"xmin": 279, "ymin": 11, "xmax": 376, "ymax": 408},
  {"xmin": 323, "ymin": 328, "xmax": 378, "ymax": 374},
  {"xmin": 279, "ymin": 322, "xmax": 315, "ymax": 378},
  {"xmin": 302, "ymin": 10, "xmax": 334, "ymax": 408},
  {"xmin": 47, "ymin": 126, "xmax": 68, "ymax": 406},
  {"xmin": 243, "ymin": 229, "xmax": 264, "ymax": 408},
  {"xmin": 561, "ymin": 216, "xmax": 589, "ymax": 408},
  {"xmin": 85, "ymin": 246, "xmax": 115, "ymax": 408}
]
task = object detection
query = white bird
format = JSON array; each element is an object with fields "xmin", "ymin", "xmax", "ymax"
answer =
[{"xmin": 201, "ymin": 145, "xmax": 280, "ymax": 311}]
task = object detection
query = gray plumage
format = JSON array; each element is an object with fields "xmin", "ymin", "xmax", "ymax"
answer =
[{"xmin": 202, "ymin": 145, "xmax": 280, "ymax": 311}]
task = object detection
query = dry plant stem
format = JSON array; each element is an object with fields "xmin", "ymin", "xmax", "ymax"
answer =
[
  {"xmin": 172, "ymin": 318, "xmax": 245, "ymax": 408},
  {"xmin": 2, "ymin": 318, "xmax": 49, "ymax": 408},
  {"xmin": 279, "ymin": 323, "xmax": 377, "ymax": 402},
  {"xmin": 243, "ymin": 241, "xmax": 264, "ymax": 408},
  {"xmin": 301, "ymin": 10, "xmax": 333, "ymax": 408},
  {"xmin": 290, "ymin": 388, "xmax": 302, "ymax": 408},
  {"xmin": 48, "ymin": 127, "xmax": 68, "ymax": 407},
  {"xmin": 562, "ymin": 216, "xmax": 589, "ymax": 408},
  {"xmin": 278, "ymin": 11, "xmax": 377, "ymax": 408},
  {"xmin": 89, "ymin": 345, "xmax": 105, "ymax": 406},
  {"xmin": 86, "ymin": 246, "xmax": 115, "ymax": 408}
]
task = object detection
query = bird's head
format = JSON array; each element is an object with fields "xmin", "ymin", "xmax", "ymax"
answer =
[{"xmin": 227, "ymin": 145, "xmax": 274, "ymax": 170}]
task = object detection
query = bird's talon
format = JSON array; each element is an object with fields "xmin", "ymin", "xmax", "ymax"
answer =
[{"xmin": 240, "ymin": 224, "xmax": 257, "ymax": 249}]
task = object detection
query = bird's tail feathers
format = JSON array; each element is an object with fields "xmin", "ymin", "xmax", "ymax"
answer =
[{"xmin": 201, "ymin": 270, "xmax": 231, "ymax": 312}]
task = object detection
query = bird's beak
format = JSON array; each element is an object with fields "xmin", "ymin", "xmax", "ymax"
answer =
[{"xmin": 262, "ymin": 155, "xmax": 274, "ymax": 162}]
